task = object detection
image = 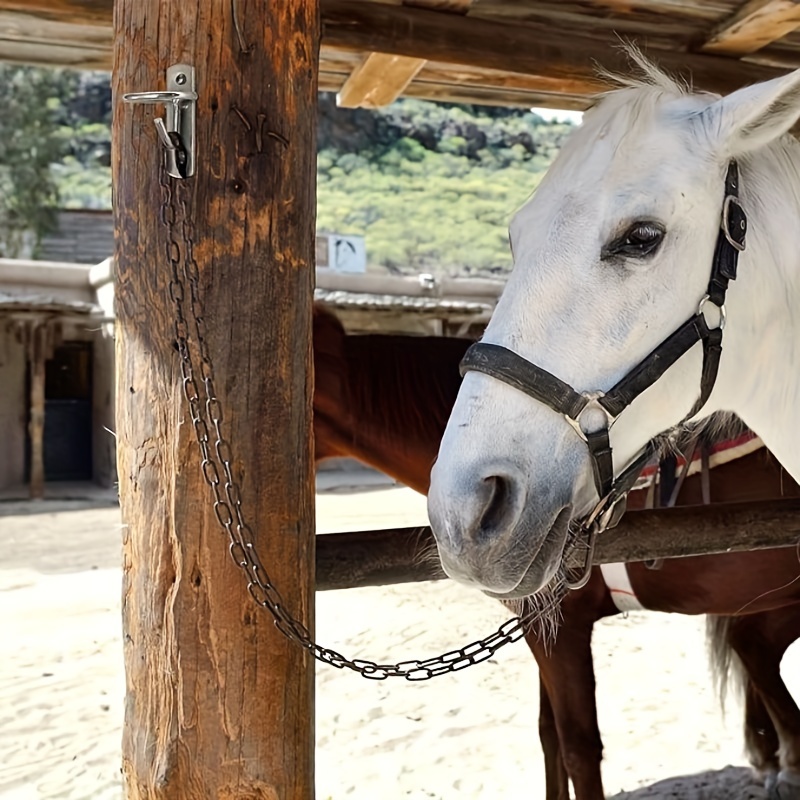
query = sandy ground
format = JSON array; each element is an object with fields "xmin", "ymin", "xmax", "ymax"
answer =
[{"xmin": 1, "ymin": 481, "xmax": 799, "ymax": 799}]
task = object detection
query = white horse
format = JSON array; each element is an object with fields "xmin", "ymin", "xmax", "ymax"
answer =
[{"xmin": 428, "ymin": 58, "xmax": 800, "ymax": 599}]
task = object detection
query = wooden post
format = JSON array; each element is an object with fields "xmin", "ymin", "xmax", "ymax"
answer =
[
  {"xmin": 112, "ymin": 2, "xmax": 319, "ymax": 798},
  {"xmin": 28, "ymin": 322, "xmax": 47, "ymax": 499}
]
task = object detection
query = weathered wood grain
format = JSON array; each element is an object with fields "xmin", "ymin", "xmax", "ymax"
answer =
[
  {"xmin": 5, "ymin": 0, "xmax": 799, "ymax": 101},
  {"xmin": 113, "ymin": 1, "xmax": 319, "ymax": 797},
  {"xmin": 323, "ymin": 74, "xmax": 591, "ymax": 108},
  {"xmin": 404, "ymin": 0, "xmax": 473, "ymax": 10},
  {"xmin": 416, "ymin": 60, "xmax": 606, "ymax": 98},
  {"xmin": 0, "ymin": 0, "xmax": 108, "ymax": 25},
  {"xmin": 321, "ymin": 0, "xmax": 792, "ymax": 95},
  {"xmin": 337, "ymin": 0, "xmax": 471, "ymax": 109},
  {"xmin": 703, "ymin": 0, "xmax": 800, "ymax": 55},
  {"xmin": 337, "ymin": 52, "xmax": 427, "ymax": 108},
  {"xmin": 404, "ymin": 82, "xmax": 592, "ymax": 109},
  {"xmin": 315, "ymin": 499, "xmax": 800, "ymax": 590},
  {"xmin": 320, "ymin": 45, "xmax": 599, "ymax": 108}
]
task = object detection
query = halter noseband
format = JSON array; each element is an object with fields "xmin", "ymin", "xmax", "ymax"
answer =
[{"xmin": 459, "ymin": 161, "xmax": 747, "ymax": 588}]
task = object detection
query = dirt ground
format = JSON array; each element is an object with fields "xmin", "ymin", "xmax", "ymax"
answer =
[{"xmin": 1, "ymin": 481, "xmax": 798, "ymax": 799}]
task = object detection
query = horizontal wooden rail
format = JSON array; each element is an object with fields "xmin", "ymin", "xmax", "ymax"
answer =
[{"xmin": 316, "ymin": 498, "xmax": 800, "ymax": 591}]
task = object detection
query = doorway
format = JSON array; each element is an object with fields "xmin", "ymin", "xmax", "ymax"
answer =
[{"xmin": 25, "ymin": 341, "xmax": 93, "ymax": 482}]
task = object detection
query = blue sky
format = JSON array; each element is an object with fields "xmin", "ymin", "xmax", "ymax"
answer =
[{"xmin": 531, "ymin": 107, "xmax": 584, "ymax": 125}]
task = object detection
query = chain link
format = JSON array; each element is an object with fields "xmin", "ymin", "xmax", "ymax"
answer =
[{"xmin": 159, "ymin": 166, "xmax": 536, "ymax": 679}]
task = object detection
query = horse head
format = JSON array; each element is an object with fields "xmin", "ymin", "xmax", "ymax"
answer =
[{"xmin": 428, "ymin": 56, "xmax": 800, "ymax": 598}]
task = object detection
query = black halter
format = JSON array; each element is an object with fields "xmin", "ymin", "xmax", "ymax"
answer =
[{"xmin": 459, "ymin": 161, "xmax": 747, "ymax": 586}]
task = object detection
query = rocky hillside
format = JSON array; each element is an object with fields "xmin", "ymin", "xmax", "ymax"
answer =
[
  {"xmin": 2, "ymin": 66, "xmax": 574, "ymax": 271},
  {"xmin": 317, "ymin": 93, "xmax": 573, "ymax": 275}
]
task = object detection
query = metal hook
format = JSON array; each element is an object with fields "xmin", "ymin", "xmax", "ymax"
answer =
[
  {"xmin": 153, "ymin": 118, "xmax": 189, "ymax": 179},
  {"xmin": 123, "ymin": 65, "xmax": 197, "ymax": 178},
  {"xmin": 564, "ymin": 523, "xmax": 599, "ymax": 591}
]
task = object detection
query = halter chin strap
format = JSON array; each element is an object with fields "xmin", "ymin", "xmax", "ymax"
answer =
[{"xmin": 459, "ymin": 161, "xmax": 747, "ymax": 582}]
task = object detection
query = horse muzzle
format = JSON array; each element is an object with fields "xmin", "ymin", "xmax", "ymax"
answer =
[{"xmin": 427, "ymin": 458, "xmax": 573, "ymax": 596}]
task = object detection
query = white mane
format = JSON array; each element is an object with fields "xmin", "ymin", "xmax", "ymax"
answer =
[{"xmin": 597, "ymin": 44, "xmax": 692, "ymax": 96}]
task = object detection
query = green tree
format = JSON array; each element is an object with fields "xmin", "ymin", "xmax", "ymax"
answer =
[
  {"xmin": 0, "ymin": 69, "xmax": 571, "ymax": 273},
  {"xmin": 0, "ymin": 65, "xmax": 77, "ymax": 257}
]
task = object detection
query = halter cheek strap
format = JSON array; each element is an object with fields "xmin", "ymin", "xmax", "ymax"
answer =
[{"xmin": 459, "ymin": 161, "xmax": 747, "ymax": 511}]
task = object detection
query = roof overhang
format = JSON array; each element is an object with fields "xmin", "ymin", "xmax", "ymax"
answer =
[{"xmin": 3, "ymin": 1, "xmax": 800, "ymax": 109}]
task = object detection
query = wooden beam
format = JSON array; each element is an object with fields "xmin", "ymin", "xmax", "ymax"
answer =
[
  {"xmin": 113, "ymin": 0, "xmax": 318, "ymax": 797},
  {"xmin": 337, "ymin": 52, "xmax": 426, "ymax": 108},
  {"xmin": 416, "ymin": 60, "xmax": 606, "ymax": 97},
  {"xmin": 403, "ymin": 82, "xmax": 591, "ymax": 109},
  {"xmin": 403, "ymin": 0, "xmax": 473, "ymax": 8},
  {"xmin": 594, "ymin": 498, "xmax": 800, "ymax": 563},
  {"xmin": 317, "ymin": 527, "xmax": 446, "ymax": 590},
  {"xmin": 0, "ymin": 39, "xmax": 110, "ymax": 71},
  {"xmin": 0, "ymin": 0, "xmax": 109, "ymax": 26},
  {"xmin": 0, "ymin": 9, "xmax": 112, "ymax": 69},
  {"xmin": 320, "ymin": 44, "xmax": 600, "ymax": 108},
  {"xmin": 703, "ymin": 0, "xmax": 800, "ymax": 55},
  {"xmin": 321, "ymin": 0, "xmax": 791, "ymax": 97},
  {"xmin": 337, "ymin": 0, "xmax": 471, "ymax": 109},
  {"xmin": 316, "ymin": 499, "xmax": 800, "ymax": 590},
  {"xmin": 0, "ymin": 0, "xmax": 796, "ymax": 100},
  {"xmin": 322, "ymin": 72, "xmax": 594, "ymax": 109}
]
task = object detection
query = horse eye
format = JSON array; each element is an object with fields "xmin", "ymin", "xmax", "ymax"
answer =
[{"xmin": 603, "ymin": 222, "xmax": 665, "ymax": 260}]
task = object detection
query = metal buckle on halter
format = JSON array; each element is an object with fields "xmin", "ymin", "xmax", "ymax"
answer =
[
  {"xmin": 697, "ymin": 294, "xmax": 726, "ymax": 331},
  {"xmin": 563, "ymin": 493, "xmax": 627, "ymax": 590},
  {"xmin": 584, "ymin": 491, "xmax": 627, "ymax": 532},
  {"xmin": 564, "ymin": 391, "xmax": 617, "ymax": 443},
  {"xmin": 721, "ymin": 195, "xmax": 747, "ymax": 252}
]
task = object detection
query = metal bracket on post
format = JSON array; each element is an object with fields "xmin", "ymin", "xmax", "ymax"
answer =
[{"xmin": 123, "ymin": 64, "xmax": 197, "ymax": 179}]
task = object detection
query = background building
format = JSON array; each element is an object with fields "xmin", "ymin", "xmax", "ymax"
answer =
[
  {"xmin": 0, "ymin": 256, "xmax": 115, "ymax": 497},
  {"xmin": 0, "ymin": 210, "xmax": 503, "ymax": 496}
]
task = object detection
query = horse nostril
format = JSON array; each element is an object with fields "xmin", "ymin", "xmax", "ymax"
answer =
[{"xmin": 476, "ymin": 474, "xmax": 517, "ymax": 538}]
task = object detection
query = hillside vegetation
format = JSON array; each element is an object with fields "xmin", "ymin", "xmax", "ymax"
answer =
[
  {"xmin": 317, "ymin": 94, "xmax": 573, "ymax": 275},
  {"xmin": 0, "ymin": 65, "xmax": 573, "ymax": 272}
]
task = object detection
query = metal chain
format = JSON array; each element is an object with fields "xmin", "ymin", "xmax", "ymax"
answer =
[{"xmin": 159, "ymin": 166, "xmax": 537, "ymax": 679}]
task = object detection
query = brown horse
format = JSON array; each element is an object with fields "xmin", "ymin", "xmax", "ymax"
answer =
[
  {"xmin": 312, "ymin": 304, "xmax": 800, "ymax": 800},
  {"xmin": 313, "ymin": 304, "xmax": 467, "ymax": 494}
]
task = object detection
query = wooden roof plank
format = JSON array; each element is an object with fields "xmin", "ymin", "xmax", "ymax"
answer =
[
  {"xmin": 0, "ymin": 37, "xmax": 110, "ymax": 69},
  {"xmin": 0, "ymin": 0, "xmax": 797, "ymax": 103},
  {"xmin": 703, "ymin": 0, "xmax": 800, "ymax": 55},
  {"xmin": 0, "ymin": 0, "xmax": 109, "ymax": 27},
  {"xmin": 417, "ymin": 60, "xmax": 607, "ymax": 96},
  {"xmin": 337, "ymin": 52, "xmax": 426, "ymax": 108},
  {"xmin": 404, "ymin": 0, "xmax": 473, "ymax": 10},
  {"xmin": 337, "ymin": 0, "xmax": 471, "ymax": 109},
  {"xmin": 323, "ymin": 68, "xmax": 594, "ymax": 109},
  {"xmin": 321, "ymin": 0, "xmax": 791, "ymax": 96},
  {"xmin": 403, "ymin": 81, "xmax": 591, "ymax": 108}
]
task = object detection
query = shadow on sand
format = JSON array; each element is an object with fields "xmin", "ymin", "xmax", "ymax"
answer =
[{"xmin": 608, "ymin": 765, "xmax": 767, "ymax": 800}]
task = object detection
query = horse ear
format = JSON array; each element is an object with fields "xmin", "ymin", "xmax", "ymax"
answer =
[{"xmin": 700, "ymin": 69, "xmax": 800, "ymax": 156}]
